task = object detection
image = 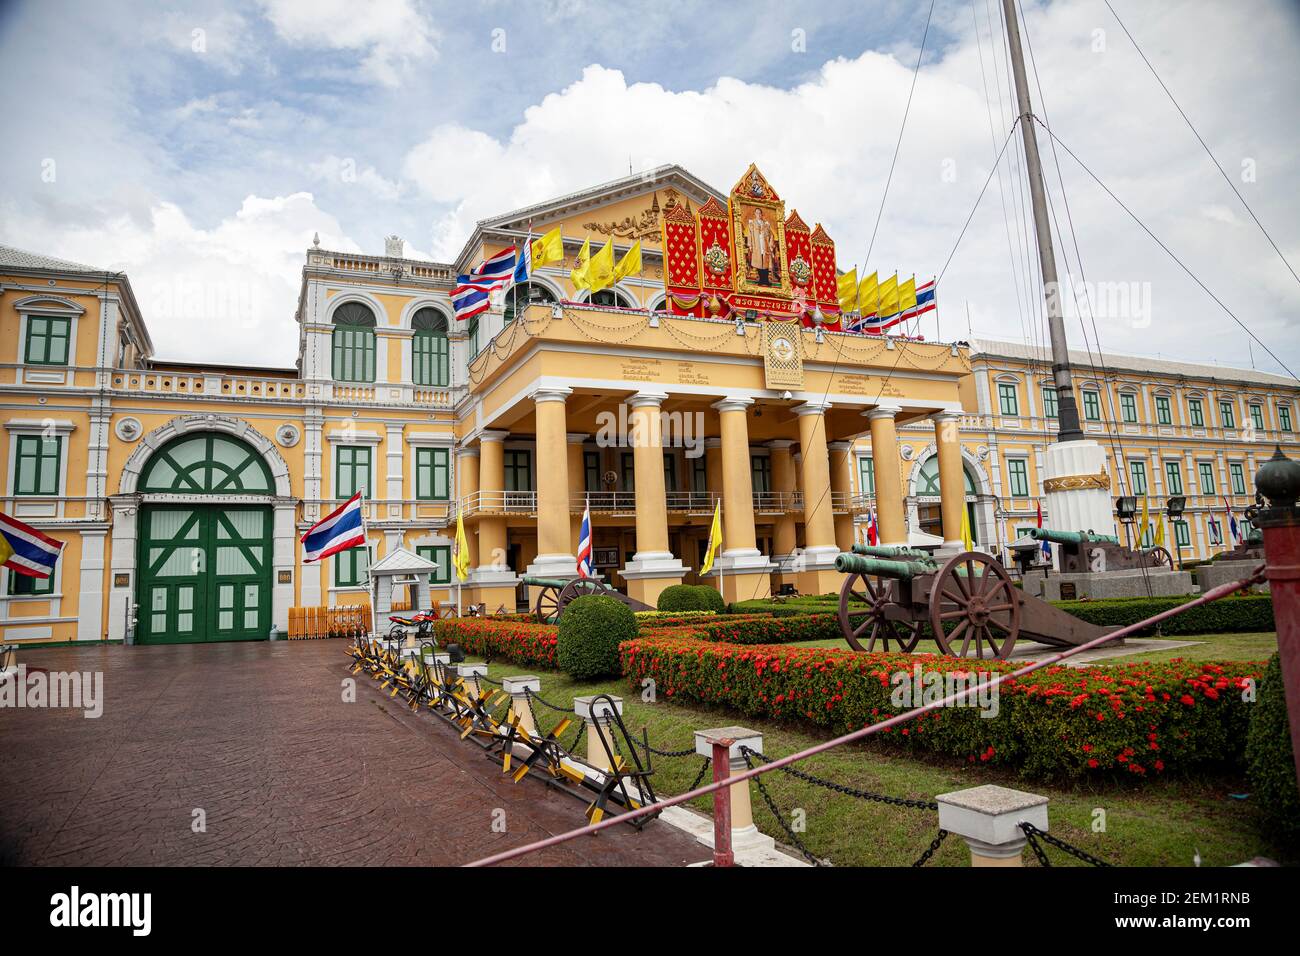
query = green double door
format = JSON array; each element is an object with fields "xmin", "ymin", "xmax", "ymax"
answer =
[{"xmin": 137, "ymin": 505, "xmax": 272, "ymax": 644}]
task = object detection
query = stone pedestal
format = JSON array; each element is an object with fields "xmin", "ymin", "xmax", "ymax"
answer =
[
  {"xmin": 1024, "ymin": 568, "xmax": 1195, "ymax": 601},
  {"xmin": 1041, "ymin": 439, "xmax": 1115, "ymax": 536},
  {"xmin": 1195, "ymin": 559, "xmax": 1269, "ymax": 594},
  {"xmin": 936, "ymin": 784, "xmax": 1048, "ymax": 867}
]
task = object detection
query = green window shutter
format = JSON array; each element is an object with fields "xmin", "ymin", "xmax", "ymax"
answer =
[
  {"xmin": 14, "ymin": 435, "xmax": 61, "ymax": 495},
  {"xmin": 25, "ymin": 316, "xmax": 71, "ymax": 366},
  {"xmin": 418, "ymin": 545, "xmax": 451, "ymax": 585},
  {"xmin": 336, "ymin": 446, "xmax": 371, "ymax": 499},
  {"xmin": 415, "ymin": 448, "xmax": 449, "ymax": 500},
  {"xmin": 334, "ymin": 546, "xmax": 368, "ymax": 587},
  {"xmin": 9, "ymin": 570, "xmax": 55, "ymax": 596},
  {"xmin": 332, "ymin": 327, "xmax": 376, "ymax": 382}
]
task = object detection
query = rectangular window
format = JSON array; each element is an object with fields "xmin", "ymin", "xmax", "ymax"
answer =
[
  {"xmin": 1041, "ymin": 387, "xmax": 1058, "ymax": 420},
  {"xmin": 584, "ymin": 451, "xmax": 601, "ymax": 492},
  {"xmin": 1006, "ymin": 458, "xmax": 1029, "ymax": 498},
  {"xmin": 1250, "ymin": 404, "xmax": 1264, "ymax": 430},
  {"xmin": 1280, "ymin": 404, "xmax": 1294, "ymax": 432},
  {"xmin": 415, "ymin": 447, "xmax": 450, "ymax": 500},
  {"xmin": 997, "ymin": 383, "xmax": 1019, "ymax": 416},
  {"xmin": 620, "ymin": 452, "xmax": 635, "ymax": 493},
  {"xmin": 691, "ymin": 455, "xmax": 707, "ymax": 494},
  {"xmin": 1155, "ymin": 396, "xmax": 1171, "ymax": 425},
  {"xmin": 1120, "ymin": 393, "xmax": 1138, "ymax": 423},
  {"xmin": 1208, "ymin": 518, "xmax": 1223, "ymax": 546},
  {"xmin": 1083, "ymin": 390, "xmax": 1101, "ymax": 421},
  {"xmin": 1128, "ymin": 459, "xmax": 1147, "ymax": 496},
  {"xmin": 1140, "ymin": 523, "xmax": 1154, "ymax": 548},
  {"xmin": 504, "ymin": 450, "xmax": 532, "ymax": 492},
  {"xmin": 412, "ymin": 333, "xmax": 449, "ymax": 387},
  {"xmin": 14, "ymin": 435, "xmax": 62, "ymax": 495},
  {"xmin": 1174, "ymin": 520, "xmax": 1190, "ymax": 548},
  {"xmin": 334, "ymin": 546, "xmax": 369, "ymax": 587},
  {"xmin": 24, "ymin": 315, "xmax": 71, "ymax": 366},
  {"xmin": 335, "ymin": 445, "xmax": 371, "ymax": 499},
  {"xmin": 750, "ymin": 455, "xmax": 771, "ymax": 494},
  {"xmin": 9, "ymin": 570, "xmax": 55, "ymax": 596},
  {"xmin": 331, "ymin": 327, "xmax": 375, "ymax": 382},
  {"xmin": 1229, "ymin": 462, "xmax": 1246, "ymax": 495},
  {"xmin": 1188, "ymin": 398, "xmax": 1204, "ymax": 427},
  {"xmin": 468, "ymin": 317, "xmax": 480, "ymax": 359},
  {"xmin": 663, "ymin": 452, "xmax": 679, "ymax": 493},
  {"xmin": 416, "ymin": 545, "xmax": 451, "ymax": 586},
  {"xmin": 1164, "ymin": 460, "xmax": 1183, "ymax": 496},
  {"xmin": 857, "ymin": 456, "xmax": 875, "ymax": 496},
  {"xmin": 1198, "ymin": 462, "xmax": 1216, "ymax": 495},
  {"xmin": 1219, "ymin": 400, "xmax": 1235, "ymax": 429}
]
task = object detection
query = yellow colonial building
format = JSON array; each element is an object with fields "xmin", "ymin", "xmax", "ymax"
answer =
[{"xmin": 1, "ymin": 164, "xmax": 1294, "ymax": 644}]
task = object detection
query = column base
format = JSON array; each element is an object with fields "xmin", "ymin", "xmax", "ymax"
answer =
[
  {"xmin": 524, "ymin": 553, "xmax": 580, "ymax": 580},
  {"xmin": 795, "ymin": 568, "xmax": 844, "ymax": 597},
  {"xmin": 620, "ymin": 553, "xmax": 689, "ymax": 609},
  {"xmin": 700, "ymin": 549, "xmax": 776, "ymax": 603}
]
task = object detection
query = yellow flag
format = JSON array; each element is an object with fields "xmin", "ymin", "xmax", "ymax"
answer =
[
  {"xmin": 531, "ymin": 226, "xmax": 564, "ymax": 268},
  {"xmin": 960, "ymin": 502, "xmax": 975, "ymax": 551},
  {"xmin": 700, "ymin": 499, "xmax": 723, "ymax": 576},
  {"xmin": 836, "ymin": 267, "xmax": 858, "ymax": 313},
  {"xmin": 857, "ymin": 270, "xmax": 878, "ymax": 315},
  {"xmin": 453, "ymin": 510, "xmax": 470, "ymax": 583},
  {"xmin": 0, "ymin": 532, "xmax": 12, "ymax": 569},
  {"xmin": 898, "ymin": 275, "xmax": 917, "ymax": 316},
  {"xmin": 1140, "ymin": 494, "xmax": 1150, "ymax": 544},
  {"xmin": 585, "ymin": 239, "xmax": 616, "ymax": 293},
  {"xmin": 569, "ymin": 237, "xmax": 591, "ymax": 291},
  {"xmin": 613, "ymin": 240, "xmax": 642, "ymax": 282},
  {"xmin": 878, "ymin": 273, "xmax": 899, "ymax": 317},
  {"xmin": 1154, "ymin": 515, "xmax": 1165, "ymax": 547}
]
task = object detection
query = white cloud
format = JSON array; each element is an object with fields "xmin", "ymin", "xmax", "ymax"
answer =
[
  {"xmin": 258, "ymin": 0, "xmax": 438, "ymax": 86},
  {"xmin": 308, "ymin": 155, "xmax": 402, "ymax": 202}
]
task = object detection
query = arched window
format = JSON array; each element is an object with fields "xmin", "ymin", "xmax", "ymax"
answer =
[
  {"xmin": 332, "ymin": 302, "xmax": 376, "ymax": 382},
  {"xmin": 139, "ymin": 433, "xmax": 273, "ymax": 494},
  {"xmin": 915, "ymin": 455, "xmax": 976, "ymax": 496},
  {"xmin": 503, "ymin": 282, "xmax": 556, "ymax": 325},
  {"xmin": 587, "ymin": 288, "xmax": 632, "ymax": 308},
  {"xmin": 411, "ymin": 307, "xmax": 449, "ymax": 387}
]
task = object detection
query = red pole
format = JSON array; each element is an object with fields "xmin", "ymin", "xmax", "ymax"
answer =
[{"xmin": 711, "ymin": 739, "xmax": 734, "ymax": 867}]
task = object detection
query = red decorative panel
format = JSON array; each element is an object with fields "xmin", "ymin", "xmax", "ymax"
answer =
[
  {"xmin": 697, "ymin": 197, "xmax": 733, "ymax": 295},
  {"xmin": 661, "ymin": 200, "xmax": 700, "ymax": 288},
  {"xmin": 810, "ymin": 223, "xmax": 840, "ymax": 323},
  {"xmin": 784, "ymin": 210, "xmax": 814, "ymax": 319}
]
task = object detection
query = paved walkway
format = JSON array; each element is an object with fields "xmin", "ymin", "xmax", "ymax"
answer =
[{"xmin": 0, "ymin": 641, "xmax": 703, "ymax": 866}]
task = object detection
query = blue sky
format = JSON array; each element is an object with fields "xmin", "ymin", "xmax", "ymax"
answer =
[{"xmin": 2, "ymin": 0, "xmax": 1297, "ymax": 374}]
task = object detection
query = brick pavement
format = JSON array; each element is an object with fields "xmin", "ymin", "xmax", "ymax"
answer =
[{"xmin": 0, "ymin": 641, "xmax": 704, "ymax": 866}]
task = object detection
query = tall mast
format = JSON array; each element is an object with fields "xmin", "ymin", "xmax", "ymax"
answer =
[{"xmin": 1001, "ymin": 0, "xmax": 1083, "ymax": 443}]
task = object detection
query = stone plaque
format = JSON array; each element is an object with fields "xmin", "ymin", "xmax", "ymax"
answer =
[{"xmin": 1058, "ymin": 581, "xmax": 1077, "ymax": 601}]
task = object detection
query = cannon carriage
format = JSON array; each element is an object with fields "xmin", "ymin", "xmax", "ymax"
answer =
[
  {"xmin": 1027, "ymin": 527, "xmax": 1172, "ymax": 573},
  {"xmin": 521, "ymin": 575, "xmax": 654, "ymax": 623},
  {"xmin": 836, "ymin": 545, "xmax": 1115, "ymax": 660}
]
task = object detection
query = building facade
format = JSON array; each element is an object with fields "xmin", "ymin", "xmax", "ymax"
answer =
[{"xmin": 2, "ymin": 164, "xmax": 1294, "ymax": 645}]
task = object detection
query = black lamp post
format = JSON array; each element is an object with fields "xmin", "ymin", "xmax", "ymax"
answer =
[
  {"xmin": 1166, "ymin": 494, "xmax": 1187, "ymax": 569},
  {"xmin": 1115, "ymin": 495, "xmax": 1138, "ymax": 550}
]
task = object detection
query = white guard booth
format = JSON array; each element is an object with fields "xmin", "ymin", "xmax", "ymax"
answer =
[{"xmin": 367, "ymin": 547, "xmax": 440, "ymax": 638}]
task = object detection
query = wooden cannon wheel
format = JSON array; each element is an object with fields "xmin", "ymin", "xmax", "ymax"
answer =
[
  {"xmin": 532, "ymin": 585, "xmax": 563, "ymax": 624},
  {"xmin": 837, "ymin": 571, "xmax": 921, "ymax": 653},
  {"xmin": 558, "ymin": 577, "xmax": 610, "ymax": 610},
  {"xmin": 929, "ymin": 551, "xmax": 1021, "ymax": 660},
  {"xmin": 1144, "ymin": 546, "xmax": 1174, "ymax": 569}
]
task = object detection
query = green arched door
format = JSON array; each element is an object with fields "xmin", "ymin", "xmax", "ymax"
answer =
[{"xmin": 136, "ymin": 433, "xmax": 274, "ymax": 644}]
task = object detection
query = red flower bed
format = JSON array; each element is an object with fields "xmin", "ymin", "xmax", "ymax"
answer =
[
  {"xmin": 619, "ymin": 635, "xmax": 1265, "ymax": 781},
  {"xmin": 432, "ymin": 618, "xmax": 559, "ymax": 669}
]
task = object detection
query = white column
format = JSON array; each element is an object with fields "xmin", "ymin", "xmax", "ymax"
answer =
[
  {"xmin": 76, "ymin": 530, "xmax": 107, "ymax": 642},
  {"xmin": 272, "ymin": 503, "xmax": 295, "ymax": 630},
  {"xmin": 106, "ymin": 498, "xmax": 138, "ymax": 642}
]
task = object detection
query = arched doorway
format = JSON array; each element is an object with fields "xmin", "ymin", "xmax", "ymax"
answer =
[
  {"xmin": 913, "ymin": 454, "xmax": 978, "ymax": 542},
  {"xmin": 135, "ymin": 432, "xmax": 275, "ymax": 644}
]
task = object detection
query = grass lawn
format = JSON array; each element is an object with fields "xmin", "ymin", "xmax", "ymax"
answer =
[{"xmin": 463, "ymin": 648, "xmax": 1289, "ymax": 867}]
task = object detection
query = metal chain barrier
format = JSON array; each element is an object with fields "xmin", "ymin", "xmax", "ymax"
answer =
[
  {"xmin": 524, "ymin": 688, "xmax": 576, "ymax": 713},
  {"xmin": 741, "ymin": 746, "xmax": 938, "ymax": 812},
  {"xmin": 1019, "ymin": 821, "xmax": 1112, "ymax": 867},
  {"xmin": 741, "ymin": 750, "xmax": 827, "ymax": 867},
  {"xmin": 911, "ymin": 829, "xmax": 949, "ymax": 866}
]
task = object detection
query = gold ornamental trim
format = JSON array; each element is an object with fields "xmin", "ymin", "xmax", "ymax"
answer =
[
  {"xmin": 1043, "ymin": 468, "xmax": 1111, "ymax": 493},
  {"xmin": 763, "ymin": 319, "xmax": 804, "ymax": 390}
]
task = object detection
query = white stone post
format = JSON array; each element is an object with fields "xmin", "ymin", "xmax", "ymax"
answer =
[
  {"xmin": 502, "ymin": 675, "xmax": 540, "ymax": 735},
  {"xmin": 694, "ymin": 726, "xmax": 774, "ymax": 853},
  {"xmin": 936, "ymin": 784, "xmax": 1049, "ymax": 867},
  {"xmin": 574, "ymin": 694, "xmax": 623, "ymax": 772},
  {"xmin": 456, "ymin": 662, "xmax": 488, "ymax": 697}
]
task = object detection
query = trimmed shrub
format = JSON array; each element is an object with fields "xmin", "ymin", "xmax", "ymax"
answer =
[
  {"xmin": 1245, "ymin": 653, "xmax": 1300, "ymax": 846},
  {"xmin": 619, "ymin": 635, "xmax": 1264, "ymax": 781},
  {"xmin": 557, "ymin": 595, "xmax": 636, "ymax": 679},
  {"xmin": 658, "ymin": 584, "xmax": 725, "ymax": 613},
  {"xmin": 635, "ymin": 610, "xmax": 717, "ymax": 624},
  {"xmin": 689, "ymin": 613, "xmax": 842, "ymax": 644},
  {"xmin": 1056, "ymin": 593, "xmax": 1274, "ymax": 635},
  {"xmin": 431, "ymin": 618, "xmax": 558, "ymax": 669}
]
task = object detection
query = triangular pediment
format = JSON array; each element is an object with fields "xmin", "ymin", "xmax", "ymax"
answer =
[{"xmin": 730, "ymin": 163, "xmax": 780, "ymax": 204}]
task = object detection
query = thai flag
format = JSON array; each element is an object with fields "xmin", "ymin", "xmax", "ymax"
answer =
[
  {"xmin": 451, "ymin": 283, "xmax": 492, "ymax": 321},
  {"xmin": 453, "ymin": 246, "xmax": 517, "ymax": 321},
  {"xmin": 576, "ymin": 498, "xmax": 593, "ymax": 578},
  {"xmin": 866, "ymin": 508, "xmax": 878, "ymax": 546},
  {"xmin": 857, "ymin": 311, "xmax": 906, "ymax": 334},
  {"xmin": 0, "ymin": 511, "xmax": 64, "ymax": 578},
  {"xmin": 1036, "ymin": 500, "xmax": 1051, "ymax": 560},
  {"xmin": 904, "ymin": 280, "xmax": 937, "ymax": 321},
  {"xmin": 1224, "ymin": 496, "xmax": 1240, "ymax": 543},
  {"xmin": 301, "ymin": 492, "xmax": 366, "ymax": 562}
]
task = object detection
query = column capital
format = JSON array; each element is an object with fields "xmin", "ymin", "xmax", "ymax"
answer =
[
  {"xmin": 765, "ymin": 439, "xmax": 796, "ymax": 450},
  {"xmin": 712, "ymin": 396, "xmax": 753, "ymax": 413},
  {"xmin": 566, "ymin": 432, "xmax": 590, "ymax": 444},
  {"xmin": 628, "ymin": 391, "xmax": 669, "ymax": 409},
  {"xmin": 793, "ymin": 399, "xmax": 833, "ymax": 417},
  {"xmin": 827, "ymin": 441, "xmax": 852, "ymax": 453},
  {"xmin": 864, "ymin": 404, "xmax": 903, "ymax": 421},
  {"xmin": 931, "ymin": 409, "xmax": 964, "ymax": 424},
  {"xmin": 479, "ymin": 429, "xmax": 509, "ymax": 444},
  {"xmin": 456, "ymin": 446, "xmax": 480, "ymax": 458},
  {"xmin": 704, "ymin": 436, "xmax": 723, "ymax": 449},
  {"xmin": 530, "ymin": 386, "xmax": 573, "ymax": 404}
]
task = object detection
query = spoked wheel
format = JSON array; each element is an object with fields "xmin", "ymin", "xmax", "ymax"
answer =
[
  {"xmin": 1145, "ymin": 547, "xmax": 1174, "ymax": 569},
  {"xmin": 533, "ymin": 585, "xmax": 562, "ymax": 624},
  {"xmin": 929, "ymin": 551, "xmax": 1021, "ymax": 660},
  {"xmin": 838, "ymin": 572, "xmax": 921, "ymax": 653},
  {"xmin": 559, "ymin": 578, "xmax": 607, "ymax": 606}
]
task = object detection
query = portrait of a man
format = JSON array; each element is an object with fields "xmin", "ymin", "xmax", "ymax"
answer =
[{"xmin": 743, "ymin": 206, "xmax": 781, "ymax": 287}]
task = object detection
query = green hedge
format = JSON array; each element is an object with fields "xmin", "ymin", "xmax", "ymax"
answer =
[
  {"xmin": 1056, "ymin": 594, "xmax": 1274, "ymax": 635},
  {"xmin": 557, "ymin": 595, "xmax": 636, "ymax": 679},
  {"xmin": 621, "ymin": 636, "xmax": 1265, "ymax": 781},
  {"xmin": 1245, "ymin": 653, "xmax": 1300, "ymax": 846},
  {"xmin": 687, "ymin": 613, "xmax": 842, "ymax": 645},
  {"xmin": 658, "ymin": 584, "xmax": 726, "ymax": 613},
  {"xmin": 431, "ymin": 618, "xmax": 558, "ymax": 668}
]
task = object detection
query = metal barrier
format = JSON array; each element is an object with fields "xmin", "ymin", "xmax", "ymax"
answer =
[{"xmin": 288, "ymin": 605, "xmax": 370, "ymax": 640}]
